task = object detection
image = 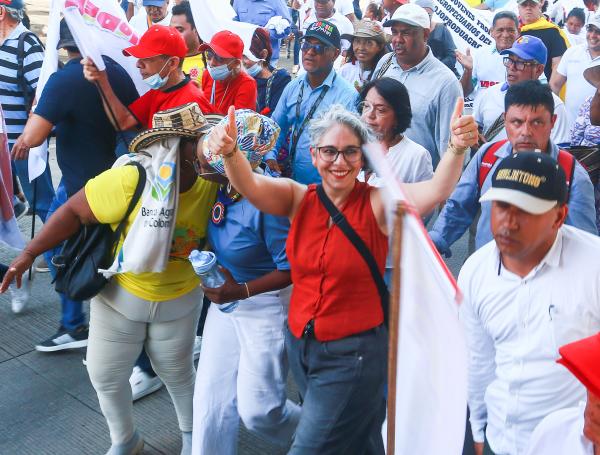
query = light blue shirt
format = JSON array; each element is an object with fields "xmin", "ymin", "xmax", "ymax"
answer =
[
  {"xmin": 429, "ymin": 140, "xmax": 598, "ymax": 257},
  {"xmin": 270, "ymin": 68, "xmax": 359, "ymax": 184},
  {"xmin": 373, "ymin": 48, "xmax": 462, "ymax": 168},
  {"xmin": 232, "ymin": 0, "xmax": 291, "ymax": 62},
  {"xmin": 207, "ymin": 196, "xmax": 290, "ymax": 283}
]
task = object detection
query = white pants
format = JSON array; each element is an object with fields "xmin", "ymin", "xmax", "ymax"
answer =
[
  {"xmin": 192, "ymin": 287, "xmax": 300, "ymax": 455},
  {"xmin": 87, "ymin": 281, "xmax": 201, "ymax": 444}
]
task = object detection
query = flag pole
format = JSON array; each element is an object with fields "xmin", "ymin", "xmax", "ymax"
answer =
[{"xmin": 387, "ymin": 201, "xmax": 405, "ymax": 454}]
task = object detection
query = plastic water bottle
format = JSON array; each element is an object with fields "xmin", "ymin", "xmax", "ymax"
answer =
[{"xmin": 188, "ymin": 250, "xmax": 238, "ymax": 313}]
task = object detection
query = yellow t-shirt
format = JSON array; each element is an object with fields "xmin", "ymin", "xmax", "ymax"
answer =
[
  {"xmin": 182, "ymin": 54, "xmax": 204, "ymax": 86},
  {"xmin": 85, "ymin": 165, "xmax": 218, "ymax": 301}
]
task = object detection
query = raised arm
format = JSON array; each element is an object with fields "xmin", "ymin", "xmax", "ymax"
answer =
[
  {"xmin": 205, "ymin": 107, "xmax": 307, "ymax": 219},
  {"xmin": 402, "ymin": 97, "xmax": 478, "ymax": 214},
  {"xmin": 82, "ymin": 57, "xmax": 140, "ymax": 131}
]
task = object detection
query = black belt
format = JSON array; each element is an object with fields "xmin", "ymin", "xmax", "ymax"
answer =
[{"xmin": 301, "ymin": 320, "xmax": 382, "ymax": 339}]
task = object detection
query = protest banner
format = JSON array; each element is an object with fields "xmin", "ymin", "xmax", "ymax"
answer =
[
  {"xmin": 363, "ymin": 143, "xmax": 468, "ymax": 455},
  {"xmin": 432, "ymin": 0, "xmax": 492, "ymax": 52}
]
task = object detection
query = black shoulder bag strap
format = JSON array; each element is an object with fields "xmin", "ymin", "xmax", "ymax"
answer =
[
  {"xmin": 316, "ymin": 184, "xmax": 389, "ymax": 325},
  {"xmin": 112, "ymin": 162, "xmax": 147, "ymax": 251}
]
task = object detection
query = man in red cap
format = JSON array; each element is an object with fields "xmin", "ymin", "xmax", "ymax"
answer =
[
  {"xmin": 83, "ymin": 24, "xmax": 212, "ymax": 130},
  {"xmin": 526, "ymin": 333, "xmax": 600, "ymax": 454},
  {"xmin": 199, "ymin": 30, "xmax": 257, "ymax": 115}
]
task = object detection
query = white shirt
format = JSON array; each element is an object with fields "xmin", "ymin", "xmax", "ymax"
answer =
[
  {"xmin": 458, "ymin": 225, "xmax": 600, "ymax": 455},
  {"xmin": 470, "ymin": 44, "xmax": 506, "ymax": 104},
  {"xmin": 565, "ymin": 30, "xmax": 587, "ymax": 47},
  {"xmin": 557, "ymin": 44, "xmax": 597, "ymax": 129},
  {"xmin": 526, "ymin": 403, "xmax": 594, "ymax": 455},
  {"xmin": 473, "ymin": 82, "xmax": 571, "ymax": 144},
  {"xmin": 129, "ymin": 9, "xmax": 172, "ymax": 35},
  {"xmin": 358, "ymin": 136, "xmax": 434, "ymax": 187},
  {"xmin": 338, "ymin": 61, "xmax": 372, "ymax": 92},
  {"xmin": 303, "ymin": 9, "xmax": 354, "ymax": 51}
]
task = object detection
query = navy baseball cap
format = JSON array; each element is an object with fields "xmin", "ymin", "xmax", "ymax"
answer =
[
  {"xmin": 304, "ymin": 20, "xmax": 341, "ymax": 49},
  {"xmin": 480, "ymin": 152, "xmax": 567, "ymax": 214},
  {"xmin": 500, "ymin": 35, "xmax": 547, "ymax": 66},
  {"xmin": 0, "ymin": 0, "xmax": 24, "ymax": 8}
]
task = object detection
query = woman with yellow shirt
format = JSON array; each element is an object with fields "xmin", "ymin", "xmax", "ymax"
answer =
[{"xmin": 0, "ymin": 103, "xmax": 218, "ymax": 455}]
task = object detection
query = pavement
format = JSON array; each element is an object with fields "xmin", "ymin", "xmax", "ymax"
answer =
[{"xmin": 0, "ymin": 13, "xmax": 473, "ymax": 454}]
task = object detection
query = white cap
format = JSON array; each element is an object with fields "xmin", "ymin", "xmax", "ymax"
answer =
[
  {"xmin": 588, "ymin": 12, "xmax": 600, "ymax": 30},
  {"xmin": 383, "ymin": 4, "xmax": 431, "ymax": 29}
]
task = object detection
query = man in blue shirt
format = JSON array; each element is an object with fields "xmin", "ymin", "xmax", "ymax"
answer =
[
  {"xmin": 430, "ymin": 80, "xmax": 597, "ymax": 258},
  {"xmin": 269, "ymin": 20, "xmax": 358, "ymax": 184},
  {"xmin": 232, "ymin": 0, "xmax": 291, "ymax": 66},
  {"xmin": 12, "ymin": 19, "xmax": 138, "ymax": 352}
]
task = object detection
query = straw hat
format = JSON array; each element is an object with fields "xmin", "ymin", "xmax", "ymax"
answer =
[{"xmin": 129, "ymin": 103, "xmax": 221, "ymax": 153}]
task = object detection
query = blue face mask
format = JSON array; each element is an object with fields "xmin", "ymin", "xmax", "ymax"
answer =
[
  {"xmin": 208, "ymin": 63, "xmax": 232, "ymax": 81},
  {"xmin": 143, "ymin": 59, "xmax": 171, "ymax": 90},
  {"xmin": 245, "ymin": 62, "xmax": 262, "ymax": 78}
]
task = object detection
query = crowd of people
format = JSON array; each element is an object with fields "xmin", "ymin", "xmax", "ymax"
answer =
[{"xmin": 1, "ymin": 0, "xmax": 600, "ymax": 454}]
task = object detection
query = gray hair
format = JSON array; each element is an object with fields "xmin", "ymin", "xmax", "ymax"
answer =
[
  {"xmin": 308, "ymin": 104, "xmax": 374, "ymax": 147},
  {"xmin": 4, "ymin": 6, "xmax": 24, "ymax": 22}
]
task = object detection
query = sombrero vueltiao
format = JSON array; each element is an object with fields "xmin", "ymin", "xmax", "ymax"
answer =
[{"xmin": 128, "ymin": 102, "xmax": 223, "ymax": 153}]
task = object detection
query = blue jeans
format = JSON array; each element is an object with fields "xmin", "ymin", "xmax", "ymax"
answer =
[
  {"xmin": 11, "ymin": 153, "xmax": 55, "ymax": 223},
  {"xmin": 286, "ymin": 325, "xmax": 387, "ymax": 454},
  {"xmin": 43, "ymin": 181, "xmax": 85, "ymax": 330}
]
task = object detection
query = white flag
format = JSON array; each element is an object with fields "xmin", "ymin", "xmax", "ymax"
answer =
[
  {"xmin": 363, "ymin": 143, "xmax": 468, "ymax": 455},
  {"xmin": 190, "ymin": 0, "xmax": 258, "ymax": 57},
  {"xmin": 28, "ymin": 0, "xmax": 147, "ymax": 181}
]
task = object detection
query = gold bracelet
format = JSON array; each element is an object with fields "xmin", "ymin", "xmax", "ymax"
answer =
[
  {"xmin": 243, "ymin": 282, "xmax": 250, "ymax": 299},
  {"xmin": 448, "ymin": 142, "xmax": 468, "ymax": 156}
]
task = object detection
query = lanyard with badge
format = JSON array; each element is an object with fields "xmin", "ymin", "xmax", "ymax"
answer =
[{"xmin": 287, "ymin": 73, "xmax": 336, "ymax": 175}]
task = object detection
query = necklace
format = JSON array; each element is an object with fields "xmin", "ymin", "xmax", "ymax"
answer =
[
  {"xmin": 210, "ymin": 80, "xmax": 231, "ymax": 111},
  {"xmin": 211, "ymin": 183, "xmax": 242, "ymax": 226}
]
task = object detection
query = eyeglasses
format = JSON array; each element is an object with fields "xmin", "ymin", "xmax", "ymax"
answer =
[
  {"xmin": 205, "ymin": 50, "xmax": 228, "ymax": 64},
  {"xmin": 502, "ymin": 56, "xmax": 538, "ymax": 71},
  {"xmin": 316, "ymin": 146, "xmax": 363, "ymax": 163},
  {"xmin": 359, "ymin": 101, "xmax": 392, "ymax": 117},
  {"xmin": 301, "ymin": 41, "xmax": 331, "ymax": 55}
]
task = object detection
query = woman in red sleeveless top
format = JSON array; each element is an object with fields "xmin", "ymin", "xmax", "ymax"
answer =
[{"xmin": 205, "ymin": 101, "xmax": 477, "ymax": 454}]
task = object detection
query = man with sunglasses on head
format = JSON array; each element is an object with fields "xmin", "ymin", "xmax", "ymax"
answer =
[
  {"xmin": 372, "ymin": 3, "xmax": 462, "ymax": 168},
  {"xmin": 129, "ymin": 0, "xmax": 171, "ymax": 35},
  {"xmin": 199, "ymin": 30, "xmax": 257, "ymax": 115},
  {"xmin": 473, "ymin": 35, "xmax": 569, "ymax": 144},
  {"xmin": 268, "ymin": 20, "xmax": 358, "ymax": 184},
  {"xmin": 83, "ymin": 24, "xmax": 212, "ymax": 131}
]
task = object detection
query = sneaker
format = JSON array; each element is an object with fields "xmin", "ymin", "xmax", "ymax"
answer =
[
  {"xmin": 193, "ymin": 336, "xmax": 202, "ymax": 360},
  {"xmin": 13, "ymin": 201, "xmax": 27, "ymax": 220},
  {"xmin": 9, "ymin": 274, "xmax": 32, "ymax": 314},
  {"xmin": 34, "ymin": 256, "xmax": 50, "ymax": 273},
  {"xmin": 35, "ymin": 325, "xmax": 89, "ymax": 352},
  {"xmin": 130, "ymin": 366, "xmax": 163, "ymax": 401}
]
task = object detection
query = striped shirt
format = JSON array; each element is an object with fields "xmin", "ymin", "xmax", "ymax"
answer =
[{"xmin": 0, "ymin": 23, "xmax": 44, "ymax": 148}]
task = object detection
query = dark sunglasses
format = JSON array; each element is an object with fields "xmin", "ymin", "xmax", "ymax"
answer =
[{"xmin": 301, "ymin": 41, "xmax": 331, "ymax": 55}]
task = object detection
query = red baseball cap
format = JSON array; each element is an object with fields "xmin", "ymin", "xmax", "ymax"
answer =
[
  {"xmin": 198, "ymin": 31, "xmax": 244, "ymax": 60},
  {"xmin": 557, "ymin": 333, "xmax": 600, "ymax": 398},
  {"xmin": 123, "ymin": 25, "xmax": 187, "ymax": 59}
]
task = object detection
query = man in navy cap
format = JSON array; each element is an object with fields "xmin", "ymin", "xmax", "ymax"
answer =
[
  {"xmin": 473, "ymin": 35, "xmax": 569, "ymax": 144},
  {"xmin": 458, "ymin": 152, "xmax": 600, "ymax": 455}
]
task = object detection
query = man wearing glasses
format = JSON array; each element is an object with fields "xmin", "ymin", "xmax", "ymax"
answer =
[
  {"xmin": 268, "ymin": 20, "xmax": 358, "ymax": 183},
  {"xmin": 199, "ymin": 30, "xmax": 257, "ymax": 115},
  {"xmin": 473, "ymin": 35, "xmax": 569, "ymax": 144},
  {"xmin": 129, "ymin": 0, "xmax": 171, "ymax": 35},
  {"xmin": 550, "ymin": 14, "xmax": 600, "ymax": 130}
]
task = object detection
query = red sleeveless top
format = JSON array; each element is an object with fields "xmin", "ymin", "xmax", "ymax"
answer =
[{"xmin": 286, "ymin": 182, "xmax": 388, "ymax": 341}]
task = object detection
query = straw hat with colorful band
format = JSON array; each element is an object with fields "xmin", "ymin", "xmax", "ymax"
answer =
[
  {"xmin": 203, "ymin": 109, "xmax": 280, "ymax": 174},
  {"xmin": 128, "ymin": 102, "xmax": 218, "ymax": 153}
]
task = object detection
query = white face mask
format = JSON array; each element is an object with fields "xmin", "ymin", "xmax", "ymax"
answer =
[
  {"xmin": 142, "ymin": 58, "xmax": 172, "ymax": 90},
  {"xmin": 245, "ymin": 62, "xmax": 262, "ymax": 78},
  {"xmin": 207, "ymin": 63, "xmax": 232, "ymax": 81}
]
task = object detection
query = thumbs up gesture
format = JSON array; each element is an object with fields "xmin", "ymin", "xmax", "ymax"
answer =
[
  {"xmin": 449, "ymin": 97, "xmax": 478, "ymax": 151},
  {"xmin": 207, "ymin": 105, "xmax": 238, "ymax": 157}
]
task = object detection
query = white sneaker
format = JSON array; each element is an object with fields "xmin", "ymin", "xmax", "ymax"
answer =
[
  {"xmin": 129, "ymin": 366, "xmax": 163, "ymax": 401},
  {"xmin": 193, "ymin": 336, "xmax": 202, "ymax": 360},
  {"xmin": 9, "ymin": 274, "xmax": 32, "ymax": 314}
]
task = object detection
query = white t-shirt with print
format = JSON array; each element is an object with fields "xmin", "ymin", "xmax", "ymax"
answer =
[{"xmin": 470, "ymin": 44, "xmax": 505, "ymax": 104}]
